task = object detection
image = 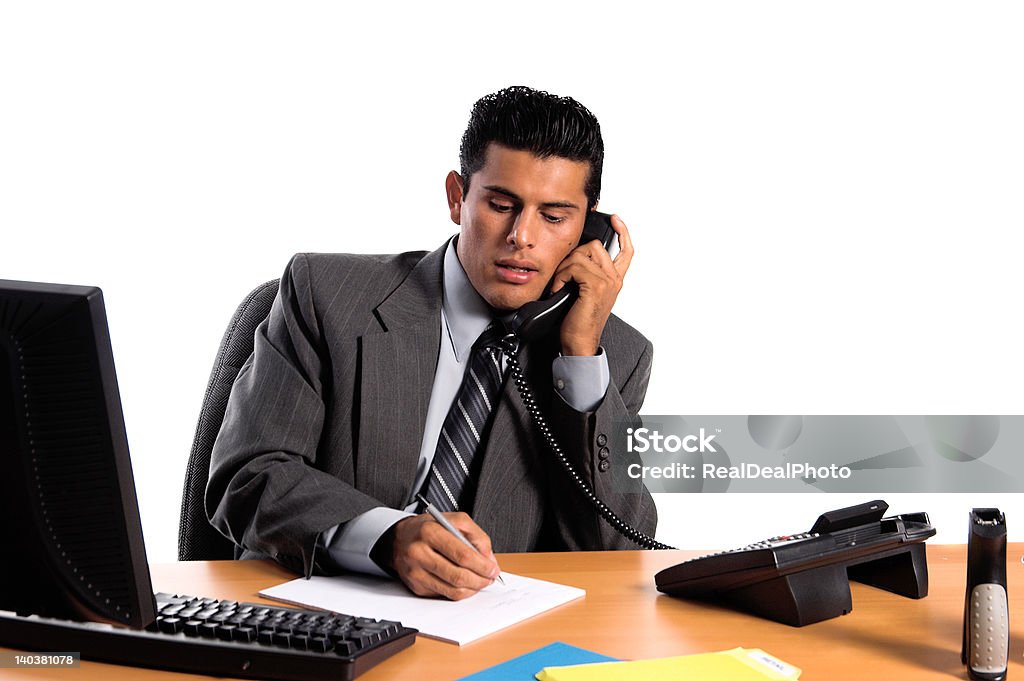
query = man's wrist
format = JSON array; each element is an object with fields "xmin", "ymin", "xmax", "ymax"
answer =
[{"xmin": 561, "ymin": 336, "xmax": 600, "ymax": 356}]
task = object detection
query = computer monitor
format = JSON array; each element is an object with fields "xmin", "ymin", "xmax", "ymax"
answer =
[{"xmin": 0, "ymin": 279, "xmax": 156, "ymax": 629}]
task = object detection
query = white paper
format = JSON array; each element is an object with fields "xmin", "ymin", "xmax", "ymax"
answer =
[{"xmin": 259, "ymin": 571, "xmax": 585, "ymax": 646}]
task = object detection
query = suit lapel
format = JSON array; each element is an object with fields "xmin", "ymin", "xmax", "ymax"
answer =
[
  {"xmin": 473, "ymin": 339, "xmax": 549, "ymax": 546},
  {"xmin": 356, "ymin": 246, "xmax": 444, "ymax": 507}
]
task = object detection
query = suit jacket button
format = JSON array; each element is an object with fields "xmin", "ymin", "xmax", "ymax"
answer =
[
  {"xmin": 596, "ymin": 433, "xmax": 608, "ymax": 447},
  {"xmin": 598, "ymin": 460, "xmax": 610, "ymax": 472},
  {"xmin": 598, "ymin": 447, "xmax": 610, "ymax": 460}
]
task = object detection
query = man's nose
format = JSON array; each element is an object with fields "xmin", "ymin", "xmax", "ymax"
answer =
[{"xmin": 507, "ymin": 212, "xmax": 538, "ymax": 249}]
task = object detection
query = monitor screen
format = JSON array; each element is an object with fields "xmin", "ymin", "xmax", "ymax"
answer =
[{"xmin": 0, "ymin": 279, "xmax": 156, "ymax": 629}]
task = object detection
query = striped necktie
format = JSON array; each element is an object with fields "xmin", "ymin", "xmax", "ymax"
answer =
[{"xmin": 419, "ymin": 323, "xmax": 509, "ymax": 513}]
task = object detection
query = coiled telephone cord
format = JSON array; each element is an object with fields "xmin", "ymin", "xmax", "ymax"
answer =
[{"xmin": 500, "ymin": 334, "xmax": 675, "ymax": 551}]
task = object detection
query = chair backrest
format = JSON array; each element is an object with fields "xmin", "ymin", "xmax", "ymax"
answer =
[{"xmin": 177, "ymin": 279, "xmax": 280, "ymax": 560}]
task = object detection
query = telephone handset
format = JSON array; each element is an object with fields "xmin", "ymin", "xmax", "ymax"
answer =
[
  {"xmin": 497, "ymin": 211, "xmax": 673, "ymax": 551},
  {"xmin": 506, "ymin": 211, "xmax": 619, "ymax": 342}
]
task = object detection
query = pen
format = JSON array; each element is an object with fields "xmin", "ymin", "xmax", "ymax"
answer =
[{"xmin": 415, "ymin": 494, "xmax": 505, "ymax": 585}]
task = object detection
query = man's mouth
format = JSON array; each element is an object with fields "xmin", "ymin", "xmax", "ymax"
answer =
[
  {"xmin": 495, "ymin": 259, "xmax": 540, "ymax": 284},
  {"xmin": 496, "ymin": 259, "xmax": 538, "ymax": 272}
]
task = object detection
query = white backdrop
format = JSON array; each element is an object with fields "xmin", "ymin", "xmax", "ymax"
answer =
[{"xmin": 2, "ymin": 2, "xmax": 1022, "ymax": 563}]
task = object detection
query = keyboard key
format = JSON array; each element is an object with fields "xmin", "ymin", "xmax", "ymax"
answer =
[
  {"xmin": 334, "ymin": 640, "xmax": 357, "ymax": 656},
  {"xmin": 332, "ymin": 632, "xmax": 354, "ymax": 644},
  {"xmin": 353, "ymin": 634, "xmax": 376, "ymax": 649},
  {"xmin": 233, "ymin": 626, "xmax": 257, "ymax": 643},
  {"xmin": 332, "ymin": 615, "xmax": 354, "ymax": 628},
  {"xmin": 155, "ymin": 593, "xmax": 189, "ymax": 605},
  {"xmin": 357, "ymin": 623, "xmax": 388, "ymax": 633},
  {"xmin": 158, "ymin": 617, "xmax": 183, "ymax": 634}
]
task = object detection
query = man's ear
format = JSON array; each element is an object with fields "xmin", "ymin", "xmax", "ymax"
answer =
[{"xmin": 445, "ymin": 171, "xmax": 464, "ymax": 225}]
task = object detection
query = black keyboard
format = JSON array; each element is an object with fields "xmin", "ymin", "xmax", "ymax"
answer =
[{"xmin": 0, "ymin": 592, "xmax": 417, "ymax": 681}]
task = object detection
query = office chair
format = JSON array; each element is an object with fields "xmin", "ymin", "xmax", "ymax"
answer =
[{"xmin": 177, "ymin": 279, "xmax": 280, "ymax": 561}]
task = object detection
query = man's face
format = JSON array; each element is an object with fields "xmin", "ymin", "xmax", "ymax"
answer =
[{"xmin": 449, "ymin": 143, "xmax": 590, "ymax": 311}]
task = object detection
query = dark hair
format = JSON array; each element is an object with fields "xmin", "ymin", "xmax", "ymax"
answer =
[{"xmin": 459, "ymin": 86, "xmax": 604, "ymax": 209}]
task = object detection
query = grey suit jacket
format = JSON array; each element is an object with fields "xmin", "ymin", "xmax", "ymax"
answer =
[{"xmin": 206, "ymin": 242, "xmax": 657, "ymax": 577}]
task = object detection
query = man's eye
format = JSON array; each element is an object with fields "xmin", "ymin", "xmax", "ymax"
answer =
[
  {"xmin": 489, "ymin": 201, "xmax": 514, "ymax": 213},
  {"xmin": 542, "ymin": 213, "xmax": 566, "ymax": 224}
]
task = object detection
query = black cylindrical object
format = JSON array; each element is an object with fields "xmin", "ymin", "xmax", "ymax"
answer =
[{"xmin": 962, "ymin": 508, "xmax": 1008, "ymax": 681}]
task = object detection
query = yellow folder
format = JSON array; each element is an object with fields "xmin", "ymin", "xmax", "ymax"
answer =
[{"xmin": 535, "ymin": 647, "xmax": 801, "ymax": 681}]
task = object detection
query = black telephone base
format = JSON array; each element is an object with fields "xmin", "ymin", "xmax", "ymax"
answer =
[
  {"xmin": 655, "ymin": 501, "xmax": 935, "ymax": 627},
  {"xmin": 718, "ymin": 542, "xmax": 929, "ymax": 627}
]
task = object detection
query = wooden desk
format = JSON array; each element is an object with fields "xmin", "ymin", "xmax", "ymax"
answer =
[{"xmin": 3, "ymin": 544, "xmax": 1022, "ymax": 679}]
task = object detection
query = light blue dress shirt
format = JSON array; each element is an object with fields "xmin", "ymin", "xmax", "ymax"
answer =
[{"xmin": 320, "ymin": 239, "xmax": 610, "ymax": 576}]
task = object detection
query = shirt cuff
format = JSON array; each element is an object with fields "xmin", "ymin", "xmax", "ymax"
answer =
[
  {"xmin": 318, "ymin": 507, "xmax": 414, "ymax": 577},
  {"xmin": 551, "ymin": 347, "xmax": 610, "ymax": 412}
]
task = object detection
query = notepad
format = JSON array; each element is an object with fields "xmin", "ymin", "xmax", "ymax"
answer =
[
  {"xmin": 535, "ymin": 648, "xmax": 801, "ymax": 680},
  {"xmin": 260, "ymin": 572, "xmax": 584, "ymax": 646}
]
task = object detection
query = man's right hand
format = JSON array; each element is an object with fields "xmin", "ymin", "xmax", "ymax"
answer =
[{"xmin": 377, "ymin": 513, "xmax": 501, "ymax": 600}]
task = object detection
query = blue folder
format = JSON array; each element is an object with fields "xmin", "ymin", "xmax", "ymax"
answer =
[{"xmin": 456, "ymin": 641, "xmax": 620, "ymax": 681}]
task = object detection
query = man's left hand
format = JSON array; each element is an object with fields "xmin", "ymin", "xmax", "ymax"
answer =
[{"xmin": 550, "ymin": 214, "xmax": 634, "ymax": 356}]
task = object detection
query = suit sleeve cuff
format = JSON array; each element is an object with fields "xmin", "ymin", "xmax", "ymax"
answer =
[
  {"xmin": 551, "ymin": 348, "xmax": 610, "ymax": 412},
  {"xmin": 318, "ymin": 507, "xmax": 414, "ymax": 577}
]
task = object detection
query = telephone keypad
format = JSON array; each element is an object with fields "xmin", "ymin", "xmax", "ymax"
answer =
[{"xmin": 680, "ymin": 532, "xmax": 821, "ymax": 565}]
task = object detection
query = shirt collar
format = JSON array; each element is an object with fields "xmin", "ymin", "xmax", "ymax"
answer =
[{"xmin": 442, "ymin": 237, "xmax": 494, "ymax": 363}]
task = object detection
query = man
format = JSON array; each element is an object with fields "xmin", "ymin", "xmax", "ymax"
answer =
[{"xmin": 207, "ymin": 86, "xmax": 656, "ymax": 600}]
